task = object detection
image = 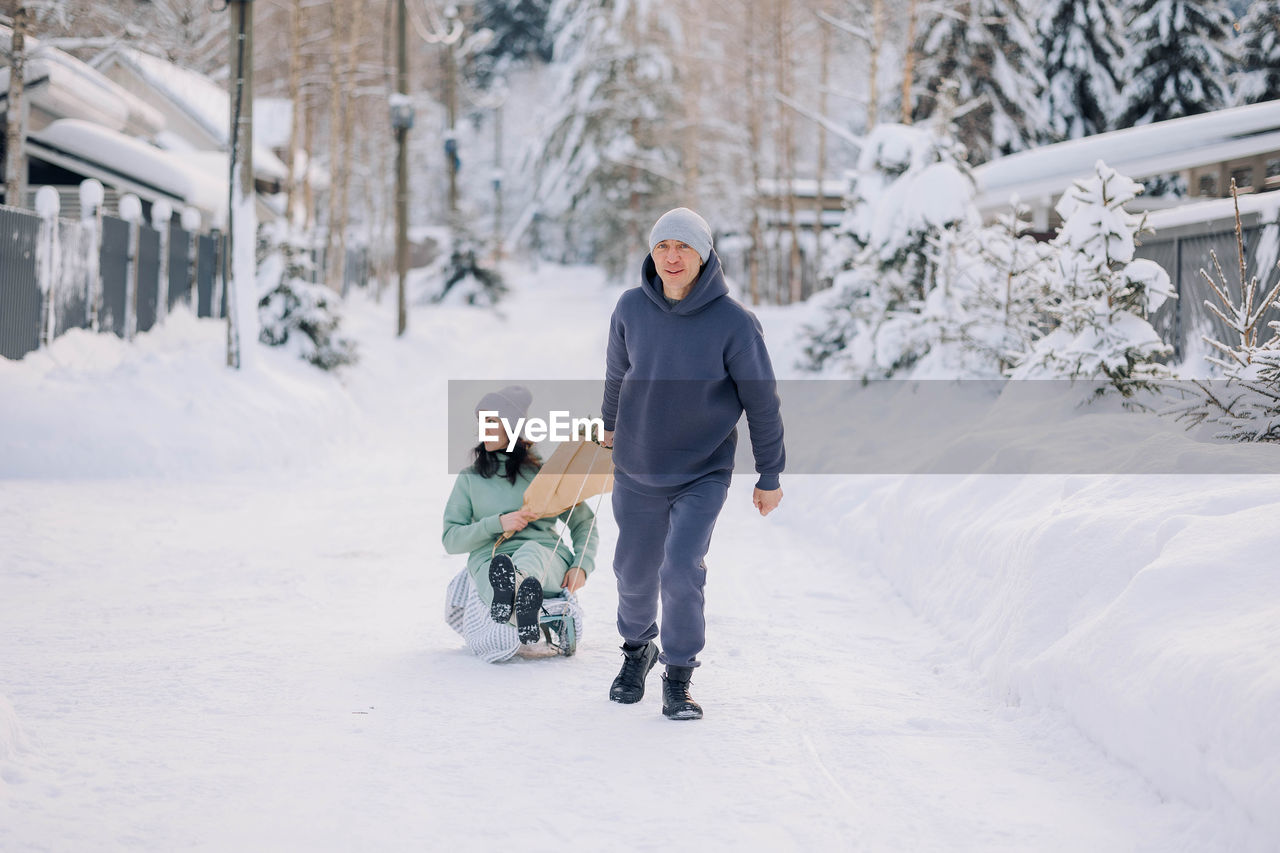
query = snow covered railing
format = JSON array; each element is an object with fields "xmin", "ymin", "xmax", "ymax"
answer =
[{"xmin": 0, "ymin": 183, "xmax": 225, "ymax": 361}]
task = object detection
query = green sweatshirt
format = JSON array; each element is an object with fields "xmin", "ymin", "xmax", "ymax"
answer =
[{"xmin": 441, "ymin": 455, "xmax": 599, "ymax": 605}]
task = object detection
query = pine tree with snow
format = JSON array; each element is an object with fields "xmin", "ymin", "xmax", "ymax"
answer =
[
  {"xmin": 1233, "ymin": 0, "xmax": 1280, "ymax": 105},
  {"xmin": 1010, "ymin": 161, "xmax": 1175, "ymax": 398},
  {"xmin": 1114, "ymin": 0, "xmax": 1235, "ymax": 128},
  {"xmin": 1039, "ymin": 0, "xmax": 1129, "ymax": 140},
  {"xmin": 527, "ymin": 0, "xmax": 684, "ymax": 281},
  {"xmin": 801, "ymin": 122, "xmax": 980, "ymax": 377},
  {"xmin": 913, "ymin": 204, "xmax": 1058, "ymax": 377},
  {"xmin": 468, "ymin": 0, "xmax": 555, "ymax": 89},
  {"xmin": 911, "ymin": 0, "xmax": 1047, "ymax": 162},
  {"xmin": 1168, "ymin": 192, "xmax": 1280, "ymax": 440}
]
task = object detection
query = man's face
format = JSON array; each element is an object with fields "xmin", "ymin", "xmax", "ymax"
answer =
[{"xmin": 652, "ymin": 240, "xmax": 702, "ymax": 293}]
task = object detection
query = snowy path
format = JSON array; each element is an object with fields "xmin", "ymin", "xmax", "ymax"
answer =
[{"xmin": 0, "ymin": 267, "xmax": 1221, "ymax": 850}]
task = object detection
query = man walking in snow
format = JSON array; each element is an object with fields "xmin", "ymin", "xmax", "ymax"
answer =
[{"xmin": 600, "ymin": 207, "xmax": 785, "ymax": 720}]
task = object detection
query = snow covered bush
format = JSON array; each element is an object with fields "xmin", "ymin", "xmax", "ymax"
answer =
[
  {"xmin": 1167, "ymin": 192, "xmax": 1280, "ymax": 440},
  {"xmin": 913, "ymin": 204, "xmax": 1057, "ymax": 378},
  {"xmin": 801, "ymin": 122, "xmax": 978, "ymax": 377},
  {"xmin": 1009, "ymin": 161, "xmax": 1174, "ymax": 398},
  {"xmin": 258, "ymin": 280, "xmax": 358, "ymax": 371},
  {"xmin": 254, "ymin": 226, "xmax": 356, "ymax": 371},
  {"xmin": 801, "ymin": 122, "xmax": 1055, "ymax": 380},
  {"xmin": 432, "ymin": 226, "xmax": 507, "ymax": 307}
]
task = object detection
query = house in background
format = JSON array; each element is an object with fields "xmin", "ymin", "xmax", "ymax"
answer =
[
  {"xmin": 90, "ymin": 46, "xmax": 291, "ymax": 217},
  {"xmin": 973, "ymin": 99, "xmax": 1280, "ymax": 235},
  {"xmin": 2, "ymin": 27, "xmax": 291, "ymax": 229}
]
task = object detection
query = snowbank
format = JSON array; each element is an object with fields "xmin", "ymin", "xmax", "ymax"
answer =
[
  {"xmin": 820, "ymin": 470, "xmax": 1280, "ymax": 850},
  {"xmin": 0, "ymin": 308, "xmax": 363, "ymax": 479},
  {"xmin": 765, "ymin": 284, "xmax": 1280, "ymax": 850}
]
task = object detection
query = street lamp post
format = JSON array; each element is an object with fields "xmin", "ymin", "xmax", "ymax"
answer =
[{"xmin": 392, "ymin": 0, "xmax": 412, "ymax": 337}]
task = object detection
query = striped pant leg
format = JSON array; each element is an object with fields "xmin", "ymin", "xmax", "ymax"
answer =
[{"xmin": 444, "ymin": 570, "xmax": 520, "ymax": 663}]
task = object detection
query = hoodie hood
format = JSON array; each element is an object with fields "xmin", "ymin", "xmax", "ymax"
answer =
[{"xmin": 640, "ymin": 248, "xmax": 728, "ymax": 317}]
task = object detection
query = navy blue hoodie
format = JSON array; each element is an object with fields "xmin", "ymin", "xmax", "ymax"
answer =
[{"xmin": 602, "ymin": 249, "xmax": 785, "ymax": 495}]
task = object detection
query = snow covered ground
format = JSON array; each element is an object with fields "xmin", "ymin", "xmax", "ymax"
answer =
[{"xmin": 2, "ymin": 262, "xmax": 1278, "ymax": 851}]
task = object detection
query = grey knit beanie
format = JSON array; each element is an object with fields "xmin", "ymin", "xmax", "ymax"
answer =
[
  {"xmin": 475, "ymin": 385, "xmax": 533, "ymax": 427},
  {"xmin": 649, "ymin": 208, "xmax": 713, "ymax": 263}
]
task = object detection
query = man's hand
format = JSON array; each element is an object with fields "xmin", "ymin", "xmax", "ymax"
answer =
[
  {"xmin": 562, "ymin": 567, "xmax": 587, "ymax": 593},
  {"xmin": 500, "ymin": 508, "xmax": 539, "ymax": 533},
  {"xmin": 753, "ymin": 487, "xmax": 782, "ymax": 517},
  {"xmin": 600, "ymin": 429, "xmax": 614, "ymax": 448}
]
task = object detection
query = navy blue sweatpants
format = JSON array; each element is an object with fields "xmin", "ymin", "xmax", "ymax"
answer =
[{"xmin": 611, "ymin": 476, "xmax": 730, "ymax": 668}]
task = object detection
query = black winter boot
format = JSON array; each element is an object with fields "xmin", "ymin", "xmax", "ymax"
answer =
[
  {"xmin": 609, "ymin": 641, "xmax": 659, "ymax": 704},
  {"xmin": 662, "ymin": 666, "xmax": 703, "ymax": 720},
  {"xmin": 488, "ymin": 554, "xmax": 517, "ymax": 623},
  {"xmin": 514, "ymin": 577, "xmax": 543, "ymax": 645}
]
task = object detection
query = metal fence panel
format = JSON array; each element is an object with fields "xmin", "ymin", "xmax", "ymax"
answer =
[
  {"xmin": 1135, "ymin": 238, "xmax": 1182, "ymax": 359},
  {"xmin": 196, "ymin": 234, "xmax": 219, "ymax": 318},
  {"xmin": 135, "ymin": 225, "xmax": 161, "ymax": 333},
  {"xmin": 0, "ymin": 206, "xmax": 41, "ymax": 360},
  {"xmin": 53, "ymin": 218, "xmax": 90, "ymax": 336},
  {"xmin": 168, "ymin": 226, "xmax": 193, "ymax": 310},
  {"xmin": 1244, "ymin": 222, "xmax": 1280, "ymax": 347},
  {"xmin": 1136, "ymin": 223, "xmax": 1280, "ymax": 363},
  {"xmin": 99, "ymin": 216, "xmax": 130, "ymax": 338}
]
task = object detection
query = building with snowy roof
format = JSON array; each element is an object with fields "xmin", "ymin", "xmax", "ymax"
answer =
[
  {"xmin": 973, "ymin": 99, "xmax": 1280, "ymax": 233},
  {"xmin": 89, "ymin": 47, "xmax": 289, "ymax": 198},
  {"xmin": 2, "ymin": 28, "xmax": 288, "ymax": 228}
]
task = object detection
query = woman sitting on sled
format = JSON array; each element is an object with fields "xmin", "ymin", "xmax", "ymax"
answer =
[{"xmin": 442, "ymin": 386, "xmax": 599, "ymax": 662}]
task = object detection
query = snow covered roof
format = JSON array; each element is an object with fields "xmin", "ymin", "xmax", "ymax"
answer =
[
  {"xmin": 0, "ymin": 25, "xmax": 164, "ymax": 137},
  {"xmin": 90, "ymin": 47, "xmax": 289, "ymax": 182},
  {"xmin": 974, "ymin": 100, "xmax": 1280, "ymax": 212},
  {"xmin": 1144, "ymin": 188, "xmax": 1280, "ymax": 232},
  {"xmin": 28, "ymin": 119, "xmax": 225, "ymax": 218}
]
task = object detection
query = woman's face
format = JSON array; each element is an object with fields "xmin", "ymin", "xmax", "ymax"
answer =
[{"xmin": 482, "ymin": 415, "xmax": 509, "ymax": 453}]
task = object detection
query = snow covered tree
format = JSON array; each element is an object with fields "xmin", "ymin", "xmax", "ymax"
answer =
[
  {"xmin": 528, "ymin": 0, "xmax": 684, "ymax": 281},
  {"xmin": 1039, "ymin": 0, "xmax": 1129, "ymax": 140},
  {"xmin": 801, "ymin": 122, "xmax": 980, "ymax": 377},
  {"xmin": 432, "ymin": 225, "xmax": 509, "ymax": 307},
  {"xmin": 1168, "ymin": 189, "xmax": 1280, "ymax": 440},
  {"xmin": 1114, "ymin": 0, "xmax": 1234, "ymax": 128},
  {"xmin": 910, "ymin": 0, "xmax": 1047, "ymax": 162},
  {"xmin": 1010, "ymin": 161, "xmax": 1175, "ymax": 398},
  {"xmin": 913, "ymin": 204, "xmax": 1058, "ymax": 377},
  {"xmin": 1233, "ymin": 0, "xmax": 1280, "ymax": 105},
  {"xmin": 467, "ymin": 0, "xmax": 555, "ymax": 89}
]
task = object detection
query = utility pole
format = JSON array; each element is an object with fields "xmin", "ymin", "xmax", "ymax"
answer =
[
  {"xmin": 492, "ymin": 101, "xmax": 502, "ymax": 262},
  {"xmin": 443, "ymin": 5, "xmax": 459, "ymax": 218},
  {"xmin": 225, "ymin": 0, "xmax": 255, "ymax": 368},
  {"xmin": 4, "ymin": 3, "xmax": 29, "ymax": 208},
  {"xmin": 392, "ymin": 0, "xmax": 411, "ymax": 336}
]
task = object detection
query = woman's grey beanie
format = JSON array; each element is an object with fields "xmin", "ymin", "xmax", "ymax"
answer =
[
  {"xmin": 475, "ymin": 385, "xmax": 533, "ymax": 426},
  {"xmin": 649, "ymin": 208, "xmax": 713, "ymax": 263}
]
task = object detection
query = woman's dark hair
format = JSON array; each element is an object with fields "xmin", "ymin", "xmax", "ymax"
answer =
[{"xmin": 472, "ymin": 439, "xmax": 542, "ymax": 485}]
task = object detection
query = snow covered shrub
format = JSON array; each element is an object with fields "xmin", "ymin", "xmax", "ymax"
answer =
[
  {"xmin": 801, "ymin": 122, "xmax": 978, "ymax": 377},
  {"xmin": 1009, "ymin": 160, "xmax": 1174, "ymax": 399},
  {"xmin": 913, "ymin": 204, "xmax": 1058, "ymax": 378},
  {"xmin": 802, "ymin": 122, "xmax": 1054, "ymax": 380},
  {"xmin": 258, "ymin": 280, "xmax": 358, "ymax": 371},
  {"xmin": 432, "ymin": 225, "xmax": 507, "ymax": 307},
  {"xmin": 1167, "ymin": 190, "xmax": 1280, "ymax": 440}
]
